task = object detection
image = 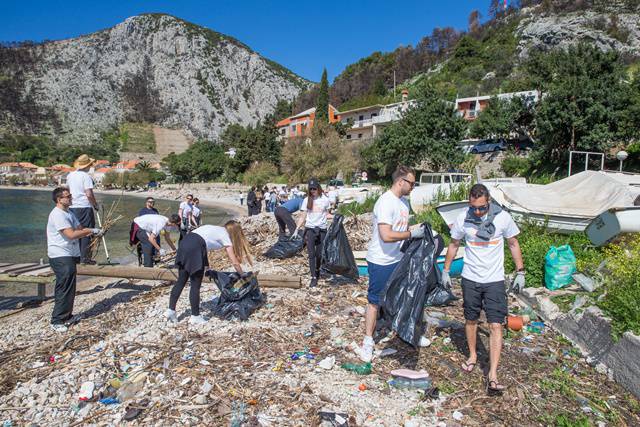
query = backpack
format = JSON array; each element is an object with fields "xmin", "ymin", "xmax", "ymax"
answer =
[{"xmin": 129, "ymin": 222, "xmax": 140, "ymax": 246}]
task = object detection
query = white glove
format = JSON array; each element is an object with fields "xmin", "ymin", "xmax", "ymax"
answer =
[
  {"xmin": 90, "ymin": 228, "xmax": 104, "ymax": 236},
  {"xmin": 409, "ymin": 226, "xmax": 425, "ymax": 239},
  {"xmin": 511, "ymin": 271, "xmax": 526, "ymax": 294},
  {"xmin": 441, "ymin": 269, "xmax": 453, "ymax": 288},
  {"xmin": 159, "ymin": 248, "xmax": 167, "ymax": 257}
]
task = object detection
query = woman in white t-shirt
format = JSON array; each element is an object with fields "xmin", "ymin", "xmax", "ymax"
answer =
[
  {"xmin": 295, "ymin": 178, "xmax": 332, "ymax": 287},
  {"xmin": 165, "ymin": 221, "xmax": 253, "ymax": 325},
  {"xmin": 190, "ymin": 198, "xmax": 202, "ymax": 227}
]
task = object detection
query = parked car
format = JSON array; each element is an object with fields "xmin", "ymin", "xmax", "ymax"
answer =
[
  {"xmin": 508, "ymin": 137, "xmax": 534, "ymax": 152},
  {"xmin": 470, "ymin": 139, "xmax": 507, "ymax": 154},
  {"xmin": 328, "ymin": 179, "xmax": 345, "ymax": 188}
]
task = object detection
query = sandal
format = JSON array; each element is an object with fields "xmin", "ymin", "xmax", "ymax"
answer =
[
  {"xmin": 461, "ymin": 360, "xmax": 477, "ymax": 373},
  {"xmin": 486, "ymin": 379, "xmax": 506, "ymax": 395}
]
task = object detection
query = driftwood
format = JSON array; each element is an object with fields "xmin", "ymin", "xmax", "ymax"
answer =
[{"xmin": 76, "ymin": 265, "xmax": 301, "ymax": 288}]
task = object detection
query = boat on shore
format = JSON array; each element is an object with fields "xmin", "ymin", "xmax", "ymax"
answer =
[{"xmin": 436, "ymin": 170, "xmax": 640, "ymax": 234}]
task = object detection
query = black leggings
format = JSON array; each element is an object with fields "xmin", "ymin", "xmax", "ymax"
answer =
[
  {"xmin": 305, "ymin": 227, "xmax": 326, "ymax": 279},
  {"xmin": 169, "ymin": 269, "xmax": 204, "ymax": 316}
]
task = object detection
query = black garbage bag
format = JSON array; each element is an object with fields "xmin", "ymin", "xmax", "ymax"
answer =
[
  {"xmin": 380, "ymin": 222, "xmax": 441, "ymax": 347},
  {"xmin": 320, "ymin": 214, "xmax": 359, "ymax": 281},
  {"xmin": 207, "ymin": 271, "xmax": 265, "ymax": 320},
  {"xmin": 264, "ymin": 231, "xmax": 304, "ymax": 259}
]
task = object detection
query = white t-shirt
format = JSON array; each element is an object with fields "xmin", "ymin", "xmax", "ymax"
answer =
[
  {"xmin": 134, "ymin": 214, "xmax": 169, "ymax": 237},
  {"xmin": 192, "ymin": 206, "xmax": 201, "ymax": 218},
  {"xmin": 300, "ymin": 195, "xmax": 332, "ymax": 229},
  {"xmin": 192, "ymin": 225, "xmax": 232, "ymax": 251},
  {"xmin": 179, "ymin": 201, "xmax": 193, "ymax": 217},
  {"xmin": 451, "ymin": 210, "xmax": 520, "ymax": 283},
  {"xmin": 366, "ymin": 190, "xmax": 410, "ymax": 265},
  {"xmin": 67, "ymin": 170, "xmax": 94, "ymax": 208},
  {"xmin": 47, "ymin": 207, "xmax": 81, "ymax": 258}
]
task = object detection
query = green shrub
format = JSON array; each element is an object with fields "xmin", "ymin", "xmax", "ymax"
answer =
[
  {"xmin": 242, "ymin": 162, "xmax": 279, "ymax": 187},
  {"xmin": 501, "ymin": 153, "xmax": 531, "ymax": 176},
  {"xmin": 598, "ymin": 235, "xmax": 640, "ymax": 339},
  {"xmin": 337, "ymin": 193, "xmax": 380, "ymax": 217}
]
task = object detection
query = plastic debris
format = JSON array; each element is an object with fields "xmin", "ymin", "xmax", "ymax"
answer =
[
  {"xmin": 388, "ymin": 377, "xmax": 432, "ymax": 390},
  {"xmin": 376, "ymin": 348, "xmax": 398, "ymax": 357},
  {"xmin": 358, "ymin": 383, "xmax": 367, "ymax": 391},
  {"xmin": 318, "ymin": 411, "xmax": 349, "ymax": 426},
  {"xmin": 390, "ymin": 369, "xmax": 429, "ymax": 380},
  {"xmin": 99, "ymin": 397, "xmax": 120, "ymax": 405},
  {"xmin": 318, "ymin": 356, "xmax": 336, "ymax": 370},
  {"xmin": 78, "ymin": 381, "xmax": 95, "ymax": 401},
  {"xmin": 526, "ymin": 321, "xmax": 545, "ymax": 334},
  {"xmin": 452, "ymin": 410, "xmax": 464, "ymax": 421},
  {"xmin": 200, "ymin": 381, "xmax": 213, "ymax": 394},
  {"xmin": 341, "ymin": 362, "xmax": 372, "ymax": 375}
]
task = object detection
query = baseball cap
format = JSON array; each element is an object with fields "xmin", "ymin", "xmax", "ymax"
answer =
[{"xmin": 308, "ymin": 178, "xmax": 320, "ymax": 189}]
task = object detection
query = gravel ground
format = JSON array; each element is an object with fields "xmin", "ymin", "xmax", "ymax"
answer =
[{"xmin": 1, "ymin": 213, "xmax": 639, "ymax": 426}]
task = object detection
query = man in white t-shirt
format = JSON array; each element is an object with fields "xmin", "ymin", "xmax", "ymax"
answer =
[
  {"xmin": 356, "ymin": 166, "xmax": 427, "ymax": 362},
  {"xmin": 178, "ymin": 194, "xmax": 193, "ymax": 240},
  {"xmin": 67, "ymin": 154, "xmax": 99, "ymax": 264},
  {"xmin": 47, "ymin": 187, "xmax": 102, "ymax": 332},
  {"xmin": 442, "ymin": 184, "xmax": 525, "ymax": 394},
  {"xmin": 133, "ymin": 214, "xmax": 180, "ymax": 267}
]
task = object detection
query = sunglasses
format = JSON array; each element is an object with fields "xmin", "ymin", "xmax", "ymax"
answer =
[
  {"xmin": 469, "ymin": 204, "xmax": 490, "ymax": 213},
  {"xmin": 402, "ymin": 178, "xmax": 416, "ymax": 187}
]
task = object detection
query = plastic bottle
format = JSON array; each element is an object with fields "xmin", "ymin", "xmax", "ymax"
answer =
[
  {"xmin": 388, "ymin": 376, "xmax": 432, "ymax": 390},
  {"xmin": 340, "ymin": 362, "xmax": 372, "ymax": 375}
]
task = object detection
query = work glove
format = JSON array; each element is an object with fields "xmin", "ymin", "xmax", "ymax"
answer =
[
  {"xmin": 90, "ymin": 228, "xmax": 104, "ymax": 237},
  {"xmin": 510, "ymin": 271, "xmax": 526, "ymax": 294},
  {"xmin": 409, "ymin": 225, "xmax": 425, "ymax": 239},
  {"xmin": 441, "ymin": 269, "xmax": 453, "ymax": 289},
  {"xmin": 290, "ymin": 227, "xmax": 301, "ymax": 241},
  {"xmin": 159, "ymin": 248, "xmax": 167, "ymax": 257}
]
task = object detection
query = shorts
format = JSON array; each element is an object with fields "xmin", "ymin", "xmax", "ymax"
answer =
[
  {"xmin": 461, "ymin": 277, "xmax": 507, "ymax": 324},
  {"xmin": 367, "ymin": 261, "xmax": 399, "ymax": 306}
]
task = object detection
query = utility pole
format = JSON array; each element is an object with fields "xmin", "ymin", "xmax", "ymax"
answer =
[{"xmin": 393, "ymin": 70, "xmax": 396, "ymax": 102}]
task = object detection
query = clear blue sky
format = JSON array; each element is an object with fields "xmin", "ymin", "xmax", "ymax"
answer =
[{"xmin": 1, "ymin": 0, "xmax": 491, "ymax": 82}]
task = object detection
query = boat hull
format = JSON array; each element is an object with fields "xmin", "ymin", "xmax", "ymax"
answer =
[{"xmin": 586, "ymin": 207, "xmax": 640, "ymax": 246}]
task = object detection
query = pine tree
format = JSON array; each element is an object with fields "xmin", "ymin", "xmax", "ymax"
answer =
[{"xmin": 315, "ymin": 68, "xmax": 329, "ymax": 123}]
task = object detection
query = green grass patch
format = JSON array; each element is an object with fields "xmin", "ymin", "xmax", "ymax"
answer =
[
  {"xmin": 539, "ymin": 368, "xmax": 578, "ymax": 398},
  {"xmin": 551, "ymin": 294, "xmax": 578, "ymax": 313},
  {"xmin": 120, "ymin": 122, "xmax": 156, "ymax": 153}
]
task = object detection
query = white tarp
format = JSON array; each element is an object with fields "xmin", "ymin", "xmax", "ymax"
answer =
[{"xmin": 493, "ymin": 171, "xmax": 640, "ymax": 218}]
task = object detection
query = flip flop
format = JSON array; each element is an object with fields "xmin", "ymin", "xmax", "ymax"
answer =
[
  {"xmin": 461, "ymin": 361, "xmax": 477, "ymax": 373},
  {"xmin": 486, "ymin": 379, "xmax": 506, "ymax": 395}
]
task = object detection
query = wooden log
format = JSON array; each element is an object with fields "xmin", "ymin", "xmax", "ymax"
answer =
[
  {"xmin": 0, "ymin": 274, "xmax": 53, "ymax": 284},
  {"xmin": 76, "ymin": 265, "xmax": 301, "ymax": 289}
]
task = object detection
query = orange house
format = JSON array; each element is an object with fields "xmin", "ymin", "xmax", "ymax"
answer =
[{"xmin": 276, "ymin": 105, "xmax": 340, "ymax": 140}]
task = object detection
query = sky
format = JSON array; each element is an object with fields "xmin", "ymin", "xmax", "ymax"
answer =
[{"xmin": 1, "ymin": 0, "xmax": 490, "ymax": 82}]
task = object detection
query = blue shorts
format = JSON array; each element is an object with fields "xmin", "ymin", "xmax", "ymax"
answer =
[{"xmin": 367, "ymin": 261, "xmax": 400, "ymax": 306}]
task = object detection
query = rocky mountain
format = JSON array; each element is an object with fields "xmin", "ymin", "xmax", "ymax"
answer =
[
  {"xmin": 517, "ymin": 6, "xmax": 640, "ymax": 60},
  {"xmin": 0, "ymin": 14, "xmax": 311, "ymax": 144}
]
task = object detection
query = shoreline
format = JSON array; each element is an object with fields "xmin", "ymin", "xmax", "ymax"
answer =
[{"xmin": 0, "ymin": 184, "xmax": 246, "ymax": 217}]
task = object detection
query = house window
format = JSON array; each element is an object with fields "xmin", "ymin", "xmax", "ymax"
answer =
[
  {"xmin": 290, "ymin": 125, "xmax": 296, "ymax": 134},
  {"xmin": 359, "ymin": 115, "xmax": 364, "ymax": 121},
  {"xmin": 371, "ymin": 113, "xmax": 378, "ymax": 118},
  {"xmin": 280, "ymin": 128, "xmax": 286, "ymax": 135},
  {"xmin": 346, "ymin": 134, "xmax": 352, "ymax": 140},
  {"xmin": 358, "ymin": 134, "xmax": 363, "ymax": 139}
]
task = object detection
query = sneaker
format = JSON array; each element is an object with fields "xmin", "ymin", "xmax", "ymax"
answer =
[
  {"xmin": 81, "ymin": 259, "xmax": 97, "ymax": 265},
  {"xmin": 188, "ymin": 315, "xmax": 207, "ymax": 325},
  {"xmin": 51, "ymin": 324, "xmax": 68, "ymax": 333},
  {"xmin": 164, "ymin": 309, "xmax": 178, "ymax": 323},
  {"xmin": 310, "ymin": 278, "xmax": 318, "ymax": 288},
  {"xmin": 418, "ymin": 336, "xmax": 432, "ymax": 348},
  {"xmin": 64, "ymin": 314, "xmax": 83, "ymax": 326}
]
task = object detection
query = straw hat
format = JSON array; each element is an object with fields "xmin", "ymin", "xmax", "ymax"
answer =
[{"xmin": 73, "ymin": 154, "xmax": 96, "ymax": 169}]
